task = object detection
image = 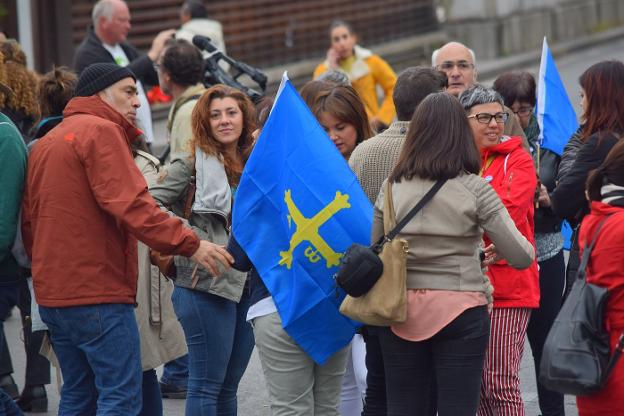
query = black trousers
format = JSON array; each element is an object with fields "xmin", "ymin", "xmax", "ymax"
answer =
[
  {"xmin": 379, "ymin": 305, "xmax": 490, "ymax": 416},
  {"xmin": 0, "ymin": 278, "xmax": 50, "ymax": 386},
  {"xmin": 526, "ymin": 250, "xmax": 566, "ymax": 416},
  {"xmin": 361, "ymin": 326, "xmax": 387, "ymax": 415}
]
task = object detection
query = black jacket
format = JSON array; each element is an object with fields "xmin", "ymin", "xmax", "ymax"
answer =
[
  {"xmin": 551, "ymin": 131, "xmax": 620, "ymax": 225},
  {"xmin": 72, "ymin": 27, "xmax": 158, "ymax": 87}
]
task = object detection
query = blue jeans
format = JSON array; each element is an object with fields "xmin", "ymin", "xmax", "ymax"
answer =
[
  {"xmin": 39, "ymin": 303, "xmax": 142, "ymax": 416},
  {"xmin": 172, "ymin": 286, "xmax": 254, "ymax": 415},
  {"xmin": 140, "ymin": 369, "xmax": 162, "ymax": 416},
  {"xmin": 161, "ymin": 355, "xmax": 188, "ymax": 389}
]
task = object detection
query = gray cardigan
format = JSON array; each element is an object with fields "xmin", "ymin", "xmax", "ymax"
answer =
[
  {"xmin": 149, "ymin": 154, "xmax": 246, "ymax": 302},
  {"xmin": 373, "ymin": 174, "xmax": 534, "ymax": 300}
]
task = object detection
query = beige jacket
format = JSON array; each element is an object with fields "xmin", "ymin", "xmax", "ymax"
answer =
[
  {"xmin": 372, "ymin": 174, "xmax": 534, "ymax": 299},
  {"xmin": 134, "ymin": 150, "xmax": 187, "ymax": 370},
  {"xmin": 167, "ymin": 84, "xmax": 206, "ymax": 156}
]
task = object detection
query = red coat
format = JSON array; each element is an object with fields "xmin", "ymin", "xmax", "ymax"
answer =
[
  {"xmin": 481, "ymin": 136, "xmax": 539, "ymax": 308},
  {"xmin": 22, "ymin": 96, "xmax": 199, "ymax": 307},
  {"xmin": 576, "ymin": 202, "xmax": 624, "ymax": 415}
]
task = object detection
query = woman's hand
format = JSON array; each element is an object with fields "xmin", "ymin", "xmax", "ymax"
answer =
[
  {"xmin": 326, "ymin": 47, "xmax": 340, "ymax": 69},
  {"xmin": 538, "ymin": 184, "xmax": 551, "ymax": 207},
  {"xmin": 481, "ymin": 244, "xmax": 499, "ymax": 267}
]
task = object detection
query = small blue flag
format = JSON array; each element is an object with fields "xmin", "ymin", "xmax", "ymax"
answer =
[
  {"xmin": 536, "ymin": 37, "xmax": 579, "ymax": 156},
  {"xmin": 536, "ymin": 38, "xmax": 579, "ymax": 250},
  {"xmin": 232, "ymin": 74, "xmax": 372, "ymax": 364}
]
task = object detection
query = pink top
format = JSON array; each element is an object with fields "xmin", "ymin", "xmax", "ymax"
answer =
[{"xmin": 391, "ymin": 290, "xmax": 488, "ymax": 341}]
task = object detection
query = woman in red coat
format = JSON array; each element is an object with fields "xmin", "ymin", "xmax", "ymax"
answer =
[
  {"xmin": 576, "ymin": 140, "xmax": 624, "ymax": 416},
  {"xmin": 459, "ymin": 85, "xmax": 539, "ymax": 416}
]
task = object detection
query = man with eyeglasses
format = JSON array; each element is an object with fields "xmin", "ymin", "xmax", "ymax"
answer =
[{"xmin": 432, "ymin": 42, "xmax": 528, "ymax": 146}]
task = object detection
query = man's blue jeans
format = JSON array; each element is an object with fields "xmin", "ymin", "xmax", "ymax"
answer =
[
  {"xmin": 39, "ymin": 303, "xmax": 142, "ymax": 416},
  {"xmin": 172, "ymin": 286, "xmax": 254, "ymax": 416}
]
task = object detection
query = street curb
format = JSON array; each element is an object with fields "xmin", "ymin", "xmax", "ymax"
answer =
[{"xmin": 477, "ymin": 25, "xmax": 624, "ymax": 80}]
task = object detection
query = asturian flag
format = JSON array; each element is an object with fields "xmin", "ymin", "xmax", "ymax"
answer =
[
  {"xmin": 536, "ymin": 37, "xmax": 580, "ymax": 250},
  {"xmin": 232, "ymin": 73, "xmax": 371, "ymax": 364}
]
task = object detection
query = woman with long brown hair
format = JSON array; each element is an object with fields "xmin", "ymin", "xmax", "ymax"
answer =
[
  {"xmin": 378, "ymin": 92, "xmax": 534, "ymax": 416},
  {"xmin": 550, "ymin": 60, "xmax": 624, "ymax": 302},
  {"xmin": 150, "ymin": 84, "xmax": 256, "ymax": 415}
]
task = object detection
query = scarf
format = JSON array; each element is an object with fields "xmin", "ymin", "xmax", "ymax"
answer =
[
  {"xmin": 601, "ymin": 182, "xmax": 624, "ymax": 207},
  {"xmin": 192, "ymin": 147, "xmax": 232, "ymax": 218}
]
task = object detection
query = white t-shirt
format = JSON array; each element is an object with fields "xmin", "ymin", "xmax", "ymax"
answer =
[{"xmin": 103, "ymin": 43, "xmax": 155, "ymax": 143}]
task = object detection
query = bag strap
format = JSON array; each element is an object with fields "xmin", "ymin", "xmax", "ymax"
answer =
[
  {"xmin": 182, "ymin": 176, "xmax": 196, "ymax": 220},
  {"xmin": 373, "ymin": 179, "xmax": 446, "ymax": 252},
  {"xmin": 576, "ymin": 213, "xmax": 616, "ymax": 281}
]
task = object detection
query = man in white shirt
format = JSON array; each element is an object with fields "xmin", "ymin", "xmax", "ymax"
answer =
[{"xmin": 73, "ymin": 0, "xmax": 174, "ymax": 148}]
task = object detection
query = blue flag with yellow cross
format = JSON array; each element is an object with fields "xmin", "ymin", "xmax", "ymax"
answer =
[{"xmin": 232, "ymin": 74, "xmax": 372, "ymax": 364}]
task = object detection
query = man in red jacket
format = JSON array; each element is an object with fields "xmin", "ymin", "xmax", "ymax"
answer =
[{"xmin": 21, "ymin": 62, "xmax": 232, "ymax": 415}]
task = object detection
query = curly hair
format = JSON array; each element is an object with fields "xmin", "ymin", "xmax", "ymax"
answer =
[
  {"xmin": 191, "ymin": 85, "xmax": 256, "ymax": 186},
  {"xmin": 0, "ymin": 40, "xmax": 40, "ymax": 121}
]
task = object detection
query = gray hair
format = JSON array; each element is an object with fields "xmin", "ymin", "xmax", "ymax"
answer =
[
  {"xmin": 431, "ymin": 43, "xmax": 477, "ymax": 68},
  {"xmin": 92, "ymin": 0, "xmax": 119, "ymax": 26},
  {"xmin": 316, "ymin": 70, "xmax": 351, "ymax": 86},
  {"xmin": 458, "ymin": 85, "xmax": 504, "ymax": 111}
]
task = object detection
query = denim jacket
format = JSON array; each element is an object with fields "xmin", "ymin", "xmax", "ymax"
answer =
[{"xmin": 149, "ymin": 153, "xmax": 246, "ymax": 302}]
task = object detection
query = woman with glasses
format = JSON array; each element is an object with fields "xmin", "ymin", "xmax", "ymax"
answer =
[
  {"xmin": 493, "ymin": 72, "xmax": 566, "ymax": 416},
  {"xmin": 459, "ymin": 85, "xmax": 539, "ymax": 416},
  {"xmin": 313, "ymin": 20, "xmax": 397, "ymax": 132}
]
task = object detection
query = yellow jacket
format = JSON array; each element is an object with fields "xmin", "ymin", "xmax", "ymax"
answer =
[{"xmin": 314, "ymin": 45, "xmax": 397, "ymax": 126}]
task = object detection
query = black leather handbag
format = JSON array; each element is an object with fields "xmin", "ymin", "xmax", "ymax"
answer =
[
  {"xmin": 539, "ymin": 213, "xmax": 624, "ymax": 395},
  {"xmin": 335, "ymin": 179, "xmax": 446, "ymax": 297}
]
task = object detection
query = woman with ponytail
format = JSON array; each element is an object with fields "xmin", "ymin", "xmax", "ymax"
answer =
[
  {"xmin": 31, "ymin": 67, "xmax": 77, "ymax": 141},
  {"xmin": 575, "ymin": 140, "xmax": 624, "ymax": 415}
]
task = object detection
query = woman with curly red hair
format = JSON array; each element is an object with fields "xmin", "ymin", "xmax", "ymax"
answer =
[
  {"xmin": 0, "ymin": 40, "xmax": 39, "ymax": 137},
  {"xmin": 150, "ymin": 84, "xmax": 256, "ymax": 415}
]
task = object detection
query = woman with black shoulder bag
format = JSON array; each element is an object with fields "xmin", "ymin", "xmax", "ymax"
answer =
[{"xmin": 575, "ymin": 140, "xmax": 624, "ymax": 415}]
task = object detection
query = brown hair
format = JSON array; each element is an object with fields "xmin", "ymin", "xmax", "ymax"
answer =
[
  {"xmin": 309, "ymin": 84, "xmax": 372, "ymax": 144},
  {"xmin": 492, "ymin": 71, "xmax": 537, "ymax": 108},
  {"xmin": 586, "ymin": 139, "xmax": 624, "ymax": 201},
  {"xmin": 579, "ymin": 60, "xmax": 624, "ymax": 142},
  {"xmin": 191, "ymin": 85, "xmax": 256, "ymax": 186},
  {"xmin": 299, "ymin": 80, "xmax": 333, "ymax": 108},
  {"xmin": 38, "ymin": 66, "xmax": 77, "ymax": 117},
  {"xmin": 0, "ymin": 40, "xmax": 39, "ymax": 121},
  {"xmin": 390, "ymin": 92, "xmax": 480, "ymax": 182}
]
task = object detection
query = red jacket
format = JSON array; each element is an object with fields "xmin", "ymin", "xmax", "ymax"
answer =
[
  {"xmin": 481, "ymin": 136, "xmax": 539, "ymax": 308},
  {"xmin": 22, "ymin": 96, "xmax": 199, "ymax": 307},
  {"xmin": 578, "ymin": 202, "xmax": 624, "ymax": 330}
]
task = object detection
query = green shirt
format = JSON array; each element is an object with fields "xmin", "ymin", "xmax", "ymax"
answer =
[{"xmin": 0, "ymin": 112, "xmax": 27, "ymax": 279}]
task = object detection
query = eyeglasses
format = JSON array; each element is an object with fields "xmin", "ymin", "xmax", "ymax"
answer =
[
  {"xmin": 436, "ymin": 61, "xmax": 474, "ymax": 72},
  {"xmin": 468, "ymin": 112, "xmax": 509, "ymax": 124},
  {"xmin": 512, "ymin": 106, "xmax": 533, "ymax": 117}
]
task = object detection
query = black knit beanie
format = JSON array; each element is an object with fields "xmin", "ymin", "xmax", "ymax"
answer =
[{"xmin": 75, "ymin": 63, "xmax": 136, "ymax": 97}]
